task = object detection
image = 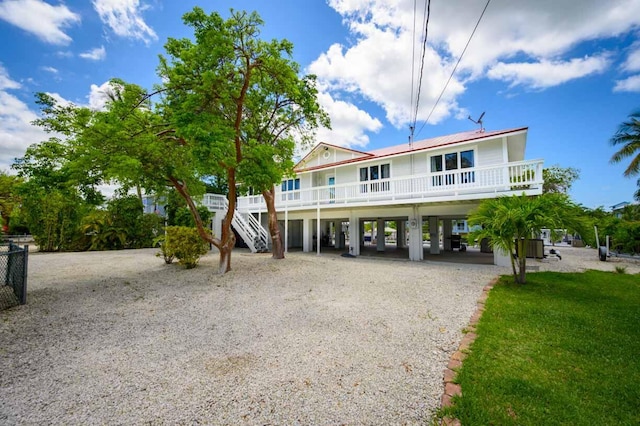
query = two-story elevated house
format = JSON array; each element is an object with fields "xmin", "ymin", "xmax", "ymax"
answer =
[{"xmin": 204, "ymin": 126, "xmax": 543, "ymax": 265}]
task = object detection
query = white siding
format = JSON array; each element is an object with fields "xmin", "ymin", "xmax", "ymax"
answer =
[
  {"xmin": 477, "ymin": 139, "xmax": 505, "ymax": 166},
  {"xmin": 392, "ymin": 156, "xmax": 412, "ymax": 177},
  {"xmin": 336, "ymin": 166, "xmax": 357, "ymax": 184},
  {"xmin": 303, "ymin": 147, "xmax": 368, "ymax": 169}
]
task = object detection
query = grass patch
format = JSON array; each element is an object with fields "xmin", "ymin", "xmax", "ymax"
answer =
[{"xmin": 446, "ymin": 270, "xmax": 640, "ymax": 425}]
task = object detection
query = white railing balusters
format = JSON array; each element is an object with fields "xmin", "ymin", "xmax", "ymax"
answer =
[{"xmin": 233, "ymin": 159, "xmax": 543, "ymax": 212}]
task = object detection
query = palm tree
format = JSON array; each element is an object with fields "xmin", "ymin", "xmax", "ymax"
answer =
[
  {"xmin": 469, "ymin": 193, "xmax": 584, "ymax": 284},
  {"xmin": 610, "ymin": 109, "xmax": 640, "ymax": 200}
]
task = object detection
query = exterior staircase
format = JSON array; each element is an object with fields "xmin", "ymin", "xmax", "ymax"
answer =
[{"xmin": 202, "ymin": 194, "xmax": 269, "ymax": 253}]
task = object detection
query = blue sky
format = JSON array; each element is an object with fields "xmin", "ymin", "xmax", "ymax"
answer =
[{"xmin": 1, "ymin": 0, "xmax": 639, "ymax": 208}]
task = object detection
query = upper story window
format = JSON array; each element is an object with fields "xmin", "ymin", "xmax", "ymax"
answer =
[
  {"xmin": 360, "ymin": 163, "xmax": 390, "ymax": 193},
  {"xmin": 430, "ymin": 149, "xmax": 475, "ymax": 186},
  {"xmin": 281, "ymin": 178, "xmax": 300, "ymax": 200}
]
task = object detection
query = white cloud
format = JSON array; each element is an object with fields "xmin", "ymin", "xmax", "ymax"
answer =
[
  {"xmin": 487, "ymin": 55, "xmax": 610, "ymax": 89},
  {"xmin": 311, "ymin": 0, "xmax": 640, "ymax": 146},
  {"xmin": 0, "ymin": 67, "xmax": 47, "ymax": 171},
  {"xmin": 92, "ymin": 0, "xmax": 157, "ymax": 44},
  {"xmin": 0, "ymin": 68, "xmax": 122, "ymax": 172},
  {"xmin": 0, "ymin": 0, "xmax": 80, "ymax": 45},
  {"xmin": 79, "ymin": 46, "xmax": 106, "ymax": 61},
  {"xmin": 313, "ymin": 91, "xmax": 383, "ymax": 148},
  {"xmin": 56, "ymin": 50, "xmax": 74, "ymax": 58},
  {"xmin": 41, "ymin": 66, "xmax": 58, "ymax": 74},
  {"xmin": 614, "ymin": 75, "xmax": 640, "ymax": 92},
  {"xmin": 0, "ymin": 64, "xmax": 21, "ymax": 90},
  {"xmin": 622, "ymin": 43, "xmax": 640, "ymax": 72},
  {"xmin": 44, "ymin": 91, "xmax": 75, "ymax": 108},
  {"xmin": 87, "ymin": 81, "xmax": 121, "ymax": 111}
]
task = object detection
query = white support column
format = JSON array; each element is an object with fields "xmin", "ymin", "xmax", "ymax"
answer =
[
  {"xmin": 376, "ymin": 218, "xmax": 385, "ymax": 252},
  {"xmin": 408, "ymin": 212, "xmax": 423, "ymax": 261},
  {"xmin": 443, "ymin": 220, "xmax": 453, "ymax": 251},
  {"xmin": 397, "ymin": 220, "xmax": 406, "ymax": 248},
  {"xmin": 284, "ymin": 208, "xmax": 289, "ymax": 254},
  {"xmin": 303, "ymin": 218, "xmax": 312, "ymax": 252},
  {"xmin": 316, "ymin": 206, "xmax": 321, "ymax": 255},
  {"xmin": 502, "ymin": 136, "xmax": 510, "ymax": 190},
  {"xmin": 349, "ymin": 212, "xmax": 360, "ymax": 256},
  {"xmin": 429, "ymin": 216, "xmax": 440, "ymax": 255}
]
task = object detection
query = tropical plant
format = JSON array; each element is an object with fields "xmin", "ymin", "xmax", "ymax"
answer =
[
  {"xmin": 469, "ymin": 193, "xmax": 584, "ymax": 284},
  {"xmin": 543, "ymin": 165, "xmax": 580, "ymax": 194},
  {"xmin": 162, "ymin": 226, "xmax": 209, "ymax": 269},
  {"xmin": 610, "ymin": 109, "xmax": 640, "ymax": 201}
]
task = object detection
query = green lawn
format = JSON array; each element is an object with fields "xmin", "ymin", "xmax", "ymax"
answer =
[{"xmin": 445, "ymin": 270, "xmax": 640, "ymax": 425}]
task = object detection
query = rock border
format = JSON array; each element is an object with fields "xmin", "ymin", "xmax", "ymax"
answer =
[{"xmin": 439, "ymin": 277, "xmax": 499, "ymax": 426}]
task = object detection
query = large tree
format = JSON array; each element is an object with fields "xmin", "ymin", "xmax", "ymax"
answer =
[
  {"xmin": 610, "ymin": 109, "xmax": 640, "ymax": 201},
  {"xmin": 159, "ymin": 8, "xmax": 328, "ymax": 263},
  {"xmin": 12, "ymin": 136, "xmax": 98, "ymax": 251},
  {"xmin": 469, "ymin": 193, "xmax": 584, "ymax": 284},
  {"xmin": 542, "ymin": 165, "xmax": 580, "ymax": 194},
  {"xmin": 0, "ymin": 171, "xmax": 22, "ymax": 233}
]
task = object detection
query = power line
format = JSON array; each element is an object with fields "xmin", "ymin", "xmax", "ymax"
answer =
[
  {"xmin": 415, "ymin": 0, "xmax": 491, "ymax": 138},
  {"xmin": 411, "ymin": 0, "xmax": 431, "ymax": 141},
  {"xmin": 409, "ymin": 0, "xmax": 417, "ymax": 140}
]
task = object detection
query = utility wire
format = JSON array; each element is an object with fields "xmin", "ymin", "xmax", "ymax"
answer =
[
  {"xmin": 412, "ymin": 0, "xmax": 431, "ymax": 138},
  {"xmin": 409, "ymin": 0, "xmax": 417, "ymax": 139},
  {"xmin": 415, "ymin": 0, "xmax": 491, "ymax": 138}
]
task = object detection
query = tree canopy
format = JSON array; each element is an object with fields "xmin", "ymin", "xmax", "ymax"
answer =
[
  {"xmin": 158, "ymin": 8, "xmax": 328, "ymax": 266},
  {"xmin": 610, "ymin": 108, "xmax": 640, "ymax": 200},
  {"xmin": 469, "ymin": 193, "xmax": 585, "ymax": 284},
  {"xmin": 15, "ymin": 8, "xmax": 328, "ymax": 273},
  {"xmin": 542, "ymin": 165, "xmax": 580, "ymax": 194}
]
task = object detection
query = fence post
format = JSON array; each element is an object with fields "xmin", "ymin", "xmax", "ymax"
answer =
[
  {"xmin": 21, "ymin": 245, "xmax": 28, "ymax": 305},
  {"xmin": 6, "ymin": 241, "xmax": 15, "ymax": 287}
]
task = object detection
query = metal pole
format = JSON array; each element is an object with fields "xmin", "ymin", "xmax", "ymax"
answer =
[{"xmin": 21, "ymin": 245, "xmax": 28, "ymax": 305}]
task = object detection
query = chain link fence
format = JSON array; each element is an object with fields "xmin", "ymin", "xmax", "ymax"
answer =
[{"xmin": 0, "ymin": 242, "xmax": 29, "ymax": 311}]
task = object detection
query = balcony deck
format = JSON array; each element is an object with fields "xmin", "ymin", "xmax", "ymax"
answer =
[{"xmin": 231, "ymin": 159, "xmax": 543, "ymax": 213}]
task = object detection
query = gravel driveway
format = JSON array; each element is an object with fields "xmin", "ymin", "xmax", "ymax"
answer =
[{"xmin": 1, "ymin": 246, "xmax": 635, "ymax": 424}]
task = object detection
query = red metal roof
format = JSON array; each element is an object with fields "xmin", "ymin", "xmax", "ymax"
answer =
[{"xmin": 294, "ymin": 127, "xmax": 528, "ymax": 173}]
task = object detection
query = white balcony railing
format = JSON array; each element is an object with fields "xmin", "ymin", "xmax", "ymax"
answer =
[{"xmin": 236, "ymin": 159, "xmax": 543, "ymax": 212}]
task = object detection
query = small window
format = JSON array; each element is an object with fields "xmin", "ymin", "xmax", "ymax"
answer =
[
  {"xmin": 431, "ymin": 155, "xmax": 443, "ymax": 172},
  {"xmin": 461, "ymin": 150, "xmax": 474, "ymax": 168},
  {"xmin": 370, "ymin": 165, "xmax": 379, "ymax": 180},
  {"xmin": 445, "ymin": 153, "xmax": 458, "ymax": 170},
  {"xmin": 381, "ymin": 164, "xmax": 390, "ymax": 179},
  {"xmin": 360, "ymin": 163, "xmax": 390, "ymax": 193},
  {"xmin": 281, "ymin": 178, "xmax": 300, "ymax": 192},
  {"xmin": 281, "ymin": 178, "xmax": 300, "ymax": 200}
]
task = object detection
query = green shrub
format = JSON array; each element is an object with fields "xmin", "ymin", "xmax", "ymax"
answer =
[
  {"xmin": 173, "ymin": 205, "xmax": 212, "ymax": 228},
  {"xmin": 154, "ymin": 233, "xmax": 175, "ymax": 264},
  {"xmin": 160, "ymin": 226, "xmax": 208, "ymax": 269},
  {"xmin": 615, "ymin": 265, "xmax": 627, "ymax": 274}
]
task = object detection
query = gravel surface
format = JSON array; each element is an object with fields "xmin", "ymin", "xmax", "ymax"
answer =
[{"xmin": 1, "ymin": 246, "xmax": 637, "ymax": 425}]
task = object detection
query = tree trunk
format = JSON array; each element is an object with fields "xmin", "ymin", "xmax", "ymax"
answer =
[
  {"xmin": 218, "ymin": 175, "xmax": 236, "ymax": 273},
  {"xmin": 508, "ymin": 245, "xmax": 518, "ymax": 282},
  {"xmin": 262, "ymin": 186, "xmax": 284, "ymax": 259},
  {"xmin": 517, "ymin": 238, "xmax": 528, "ymax": 284},
  {"xmin": 169, "ymin": 175, "xmax": 236, "ymax": 274},
  {"xmin": 136, "ymin": 184, "xmax": 143, "ymax": 203}
]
